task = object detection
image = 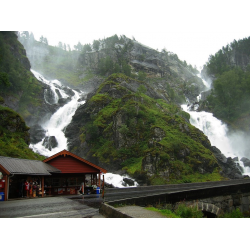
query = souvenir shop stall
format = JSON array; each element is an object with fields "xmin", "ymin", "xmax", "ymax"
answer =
[
  {"xmin": 43, "ymin": 150, "xmax": 107, "ymax": 196},
  {"xmin": 0, "ymin": 156, "xmax": 60, "ymax": 200}
]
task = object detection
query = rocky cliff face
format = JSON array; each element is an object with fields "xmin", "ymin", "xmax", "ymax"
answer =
[
  {"xmin": 78, "ymin": 38, "xmax": 205, "ymax": 104},
  {"xmin": 80, "ymin": 39, "xmax": 193, "ymax": 79}
]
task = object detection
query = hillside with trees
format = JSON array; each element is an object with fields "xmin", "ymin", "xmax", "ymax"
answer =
[
  {"xmin": 200, "ymin": 37, "xmax": 250, "ymax": 131},
  {"xmin": 0, "ymin": 32, "xmax": 46, "ymax": 160}
]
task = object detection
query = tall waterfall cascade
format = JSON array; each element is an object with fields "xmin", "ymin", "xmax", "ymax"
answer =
[
  {"xmin": 30, "ymin": 70, "xmax": 85, "ymax": 157},
  {"xmin": 182, "ymin": 74, "xmax": 250, "ymax": 176},
  {"xmin": 29, "ymin": 70, "xmax": 138, "ymax": 187}
]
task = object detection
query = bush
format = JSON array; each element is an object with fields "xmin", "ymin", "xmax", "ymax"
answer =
[
  {"xmin": 220, "ymin": 208, "xmax": 244, "ymax": 218},
  {"xmin": 175, "ymin": 203, "xmax": 203, "ymax": 218}
]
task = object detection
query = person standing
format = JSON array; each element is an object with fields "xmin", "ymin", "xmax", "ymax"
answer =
[
  {"xmin": 79, "ymin": 182, "xmax": 84, "ymax": 195},
  {"xmin": 24, "ymin": 180, "xmax": 30, "ymax": 198},
  {"xmin": 29, "ymin": 181, "xmax": 33, "ymax": 197}
]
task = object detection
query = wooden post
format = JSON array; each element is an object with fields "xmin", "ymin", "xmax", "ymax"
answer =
[
  {"xmin": 101, "ymin": 174, "xmax": 104, "ymax": 199},
  {"xmin": 83, "ymin": 174, "xmax": 85, "ymax": 194},
  {"xmin": 98, "ymin": 172, "xmax": 101, "ymax": 187},
  {"xmin": 41, "ymin": 176, "xmax": 44, "ymax": 198},
  {"xmin": 4, "ymin": 175, "xmax": 8, "ymax": 201}
]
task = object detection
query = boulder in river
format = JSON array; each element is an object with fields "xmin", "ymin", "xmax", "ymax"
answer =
[
  {"xmin": 240, "ymin": 157, "xmax": 250, "ymax": 167},
  {"xmin": 42, "ymin": 136, "xmax": 58, "ymax": 151},
  {"xmin": 29, "ymin": 124, "xmax": 46, "ymax": 144}
]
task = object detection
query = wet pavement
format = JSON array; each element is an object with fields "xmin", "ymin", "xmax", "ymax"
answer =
[{"xmin": 0, "ymin": 194, "xmax": 105, "ymax": 218}]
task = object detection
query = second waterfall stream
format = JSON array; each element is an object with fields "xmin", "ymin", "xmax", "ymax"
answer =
[{"xmin": 181, "ymin": 75, "xmax": 250, "ymax": 176}]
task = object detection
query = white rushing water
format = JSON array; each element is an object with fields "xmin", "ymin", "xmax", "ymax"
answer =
[
  {"xmin": 104, "ymin": 173, "xmax": 139, "ymax": 187},
  {"xmin": 30, "ymin": 70, "xmax": 139, "ymax": 186},
  {"xmin": 181, "ymin": 74, "xmax": 250, "ymax": 176},
  {"xmin": 30, "ymin": 70, "xmax": 85, "ymax": 157}
]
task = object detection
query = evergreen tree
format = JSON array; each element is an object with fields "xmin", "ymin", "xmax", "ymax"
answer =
[
  {"xmin": 43, "ymin": 37, "xmax": 48, "ymax": 45},
  {"xmin": 29, "ymin": 32, "xmax": 35, "ymax": 43},
  {"xmin": 82, "ymin": 43, "xmax": 92, "ymax": 53},
  {"xmin": 58, "ymin": 41, "xmax": 63, "ymax": 49},
  {"xmin": 93, "ymin": 40, "xmax": 100, "ymax": 51},
  {"xmin": 74, "ymin": 42, "xmax": 83, "ymax": 51},
  {"xmin": 39, "ymin": 36, "xmax": 44, "ymax": 43}
]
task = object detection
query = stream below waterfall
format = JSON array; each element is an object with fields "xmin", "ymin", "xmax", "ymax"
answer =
[
  {"xmin": 29, "ymin": 70, "xmax": 138, "ymax": 187},
  {"xmin": 181, "ymin": 75, "xmax": 250, "ymax": 176}
]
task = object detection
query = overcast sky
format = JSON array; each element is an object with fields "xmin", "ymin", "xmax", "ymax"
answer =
[{"xmin": 29, "ymin": 31, "xmax": 250, "ymax": 70}]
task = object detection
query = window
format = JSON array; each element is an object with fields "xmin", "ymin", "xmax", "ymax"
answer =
[
  {"xmin": 76, "ymin": 177, "xmax": 84, "ymax": 185},
  {"xmin": 68, "ymin": 177, "xmax": 77, "ymax": 186},
  {"xmin": 52, "ymin": 178, "xmax": 60, "ymax": 187}
]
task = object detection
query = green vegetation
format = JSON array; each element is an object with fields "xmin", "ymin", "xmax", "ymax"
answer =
[
  {"xmin": 205, "ymin": 37, "xmax": 250, "ymax": 76},
  {"xmin": 0, "ymin": 32, "xmax": 43, "ymax": 120},
  {"xmin": 146, "ymin": 203, "xmax": 203, "ymax": 218},
  {"xmin": 202, "ymin": 37, "xmax": 250, "ymax": 129},
  {"xmin": 206, "ymin": 68, "xmax": 250, "ymax": 123},
  {"xmin": 219, "ymin": 208, "xmax": 244, "ymax": 218},
  {"xmin": 97, "ymin": 56, "xmax": 132, "ymax": 77},
  {"xmin": 147, "ymin": 204, "xmax": 250, "ymax": 218},
  {"xmin": 0, "ymin": 105, "xmax": 45, "ymax": 160}
]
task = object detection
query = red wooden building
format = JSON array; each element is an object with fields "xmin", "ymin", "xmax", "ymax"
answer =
[
  {"xmin": 0, "ymin": 150, "xmax": 107, "ymax": 201},
  {"xmin": 43, "ymin": 150, "xmax": 107, "ymax": 196}
]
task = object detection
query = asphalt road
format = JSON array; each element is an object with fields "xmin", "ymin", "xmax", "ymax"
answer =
[{"xmin": 0, "ymin": 194, "xmax": 105, "ymax": 218}]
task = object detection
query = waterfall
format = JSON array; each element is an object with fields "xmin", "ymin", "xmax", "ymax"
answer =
[
  {"xmin": 182, "ymin": 75, "xmax": 250, "ymax": 176},
  {"xmin": 30, "ymin": 70, "xmax": 85, "ymax": 157},
  {"xmin": 105, "ymin": 173, "xmax": 139, "ymax": 187},
  {"xmin": 31, "ymin": 70, "xmax": 68, "ymax": 104}
]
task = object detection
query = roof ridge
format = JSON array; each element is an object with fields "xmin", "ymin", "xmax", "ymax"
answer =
[
  {"xmin": 43, "ymin": 149, "xmax": 107, "ymax": 173},
  {"xmin": 0, "ymin": 155, "xmax": 43, "ymax": 163}
]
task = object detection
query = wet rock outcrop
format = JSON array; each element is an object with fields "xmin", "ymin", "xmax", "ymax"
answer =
[
  {"xmin": 29, "ymin": 124, "xmax": 46, "ymax": 144},
  {"xmin": 42, "ymin": 136, "xmax": 58, "ymax": 151},
  {"xmin": 240, "ymin": 157, "xmax": 250, "ymax": 167},
  {"xmin": 211, "ymin": 146, "xmax": 246, "ymax": 179}
]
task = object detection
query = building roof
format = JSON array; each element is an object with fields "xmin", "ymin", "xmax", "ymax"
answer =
[
  {"xmin": 43, "ymin": 149, "xmax": 107, "ymax": 174},
  {"xmin": 0, "ymin": 156, "xmax": 61, "ymax": 175}
]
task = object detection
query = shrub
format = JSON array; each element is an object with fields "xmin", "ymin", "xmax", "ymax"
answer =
[
  {"xmin": 220, "ymin": 208, "xmax": 244, "ymax": 218},
  {"xmin": 174, "ymin": 204, "xmax": 203, "ymax": 218}
]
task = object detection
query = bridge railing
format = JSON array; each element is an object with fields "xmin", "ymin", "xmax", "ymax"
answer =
[{"xmin": 103, "ymin": 178, "xmax": 250, "ymax": 202}]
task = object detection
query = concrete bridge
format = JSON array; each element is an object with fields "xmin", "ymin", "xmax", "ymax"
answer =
[{"xmin": 100, "ymin": 179, "xmax": 250, "ymax": 217}]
